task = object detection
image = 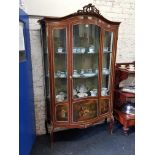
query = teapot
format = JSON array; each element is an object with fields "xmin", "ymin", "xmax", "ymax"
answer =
[
  {"xmin": 78, "ymin": 85, "xmax": 87, "ymax": 93},
  {"xmin": 101, "ymin": 87, "xmax": 108, "ymax": 96}
]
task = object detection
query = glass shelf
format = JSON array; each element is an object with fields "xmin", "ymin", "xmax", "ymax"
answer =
[
  {"xmin": 55, "ymin": 52, "xmax": 67, "ymax": 54},
  {"xmin": 73, "ymin": 74, "xmax": 97, "ymax": 78},
  {"xmin": 73, "ymin": 52, "xmax": 98, "ymax": 54}
]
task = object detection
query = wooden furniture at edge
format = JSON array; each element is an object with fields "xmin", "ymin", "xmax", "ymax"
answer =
[
  {"xmin": 39, "ymin": 4, "xmax": 120, "ymax": 141},
  {"xmin": 114, "ymin": 62, "xmax": 135, "ymax": 135}
]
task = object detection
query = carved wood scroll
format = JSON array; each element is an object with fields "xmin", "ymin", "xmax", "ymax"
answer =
[{"xmin": 77, "ymin": 3, "xmax": 100, "ymax": 15}]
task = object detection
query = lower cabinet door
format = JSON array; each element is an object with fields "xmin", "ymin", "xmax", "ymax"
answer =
[
  {"xmin": 99, "ymin": 99, "xmax": 110, "ymax": 115},
  {"xmin": 56, "ymin": 104, "xmax": 68, "ymax": 122},
  {"xmin": 73, "ymin": 100, "xmax": 98, "ymax": 122}
]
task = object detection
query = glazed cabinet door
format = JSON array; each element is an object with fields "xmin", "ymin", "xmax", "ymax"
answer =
[
  {"xmin": 101, "ymin": 31, "xmax": 114, "ymax": 97},
  {"xmin": 72, "ymin": 24, "xmax": 101, "ymax": 99},
  {"xmin": 99, "ymin": 31, "xmax": 114, "ymax": 115},
  {"xmin": 51, "ymin": 27, "xmax": 69, "ymax": 122}
]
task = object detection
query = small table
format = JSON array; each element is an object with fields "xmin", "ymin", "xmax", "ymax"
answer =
[{"xmin": 114, "ymin": 109, "xmax": 135, "ymax": 135}]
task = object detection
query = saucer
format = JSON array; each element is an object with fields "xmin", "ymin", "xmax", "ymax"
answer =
[
  {"xmin": 73, "ymin": 74, "xmax": 80, "ymax": 78},
  {"xmin": 83, "ymin": 73, "xmax": 96, "ymax": 77}
]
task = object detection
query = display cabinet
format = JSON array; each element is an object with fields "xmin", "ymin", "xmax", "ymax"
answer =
[
  {"xmin": 114, "ymin": 62, "xmax": 135, "ymax": 135},
  {"xmin": 39, "ymin": 4, "xmax": 120, "ymax": 139}
]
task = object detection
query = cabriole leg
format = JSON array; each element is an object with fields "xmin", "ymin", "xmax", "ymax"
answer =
[{"xmin": 107, "ymin": 115, "xmax": 114, "ymax": 134}]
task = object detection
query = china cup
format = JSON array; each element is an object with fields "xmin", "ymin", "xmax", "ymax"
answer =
[
  {"xmin": 89, "ymin": 45, "xmax": 95, "ymax": 53},
  {"xmin": 80, "ymin": 69, "xmax": 85, "ymax": 74},
  {"xmin": 87, "ymin": 69, "xmax": 93, "ymax": 74},
  {"xmin": 81, "ymin": 48, "xmax": 85, "ymax": 53},
  {"xmin": 73, "ymin": 70, "xmax": 78, "ymax": 75},
  {"xmin": 73, "ymin": 48, "xmax": 77, "ymax": 53},
  {"xmin": 58, "ymin": 47, "xmax": 63, "ymax": 53},
  {"xmin": 95, "ymin": 69, "xmax": 98, "ymax": 74}
]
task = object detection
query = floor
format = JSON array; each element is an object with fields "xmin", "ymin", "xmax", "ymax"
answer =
[{"xmin": 30, "ymin": 122, "xmax": 135, "ymax": 155}]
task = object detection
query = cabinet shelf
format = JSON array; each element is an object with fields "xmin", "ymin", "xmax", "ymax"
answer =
[
  {"xmin": 116, "ymin": 68, "xmax": 135, "ymax": 73},
  {"xmin": 73, "ymin": 74, "xmax": 97, "ymax": 78},
  {"xmin": 114, "ymin": 89, "xmax": 135, "ymax": 98},
  {"xmin": 55, "ymin": 52, "xmax": 100, "ymax": 55}
]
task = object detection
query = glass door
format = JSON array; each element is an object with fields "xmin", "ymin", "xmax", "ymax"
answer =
[
  {"xmin": 101, "ymin": 31, "xmax": 113, "ymax": 96},
  {"xmin": 52, "ymin": 28, "xmax": 68, "ymax": 103},
  {"xmin": 72, "ymin": 24, "xmax": 100, "ymax": 99}
]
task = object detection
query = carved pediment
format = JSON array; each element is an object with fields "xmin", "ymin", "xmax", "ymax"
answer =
[{"xmin": 77, "ymin": 3, "xmax": 100, "ymax": 15}]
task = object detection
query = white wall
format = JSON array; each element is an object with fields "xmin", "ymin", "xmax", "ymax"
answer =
[
  {"xmin": 24, "ymin": 0, "xmax": 93, "ymax": 17},
  {"xmin": 25, "ymin": 0, "xmax": 135, "ymax": 135}
]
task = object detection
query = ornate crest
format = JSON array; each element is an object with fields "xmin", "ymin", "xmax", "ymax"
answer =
[{"xmin": 77, "ymin": 3, "xmax": 100, "ymax": 15}]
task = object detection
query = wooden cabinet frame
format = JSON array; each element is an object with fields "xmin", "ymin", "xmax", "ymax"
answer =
[{"xmin": 39, "ymin": 4, "xmax": 120, "ymax": 140}]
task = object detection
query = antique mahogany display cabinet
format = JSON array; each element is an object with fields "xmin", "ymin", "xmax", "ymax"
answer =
[{"xmin": 39, "ymin": 4, "xmax": 120, "ymax": 139}]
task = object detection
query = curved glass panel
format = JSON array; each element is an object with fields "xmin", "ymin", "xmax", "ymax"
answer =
[
  {"xmin": 101, "ymin": 31, "xmax": 113, "ymax": 96},
  {"xmin": 72, "ymin": 24, "xmax": 100, "ymax": 99},
  {"xmin": 53, "ymin": 28, "xmax": 68, "ymax": 103}
]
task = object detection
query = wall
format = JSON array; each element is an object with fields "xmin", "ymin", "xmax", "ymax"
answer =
[
  {"xmin": 24, "ymin": 0, "xmax": 93, "ymax": 17},
  {"xmin": 27, "ymin": 0, "xmax": 135, "ymax": 135},
  {"xmin": 29, "ymin": 18, "xmax": 46, "ymax": 135}
]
